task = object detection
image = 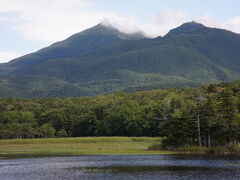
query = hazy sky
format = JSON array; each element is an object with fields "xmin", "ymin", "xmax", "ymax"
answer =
[{"xmin": 0, "ymin": 0, "xmax": 240, "ymax": 63}]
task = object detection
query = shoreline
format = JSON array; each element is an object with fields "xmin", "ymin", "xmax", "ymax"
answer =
[{"xmin": 0, "ymin": 151, "xmax": 177, "ymax": 159}]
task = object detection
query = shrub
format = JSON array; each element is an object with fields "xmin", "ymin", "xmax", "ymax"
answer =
[
  {"xmin": 176, "ymin": 146, "xmax": 207, "ymax": 154},
  {"xmin": 38, "ymin": 123, "xmax": 56, "ymax": 138},
  {"xmin": 56, "ymin": 129, "xmax": 68, "ymax": 137}
]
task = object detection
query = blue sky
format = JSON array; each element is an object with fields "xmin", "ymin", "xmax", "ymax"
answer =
[
  {"xmin": 0, "ymin": 0, "xmax": 240, "ymax": 63},
  {"xmin": 94, "ymin": 0, "xmax": 240, "ymax": 20}
]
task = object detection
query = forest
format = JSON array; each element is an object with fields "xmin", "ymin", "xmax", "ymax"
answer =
[{"xmin": 0, "ymin": 80, "xmax": 240, "ymax": 149}]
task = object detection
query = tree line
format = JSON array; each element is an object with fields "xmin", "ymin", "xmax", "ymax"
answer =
[{"xmin": 0, "ymin": 81, "xmax": 240, "ymax": 148}]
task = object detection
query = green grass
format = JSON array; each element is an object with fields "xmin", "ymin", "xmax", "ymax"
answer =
[{"xmin": 0, "ymin": 137, "xmax": 174, "ymax": 158}]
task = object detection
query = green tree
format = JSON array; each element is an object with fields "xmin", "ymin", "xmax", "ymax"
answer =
[
  {"xmin": 56, "ymin": 129, "xmax": 68, "ymax": 137},
  {"xmin": 38, "ymin": 123, "xmax": 56, "ymax": 138}
]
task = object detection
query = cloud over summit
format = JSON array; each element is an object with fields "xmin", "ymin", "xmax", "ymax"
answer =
[
  {"xmin": 1, "ymin": 0, "xmax": 240, "ymax": 43},
  {"xmin": 0, "ymin": 0, "xmax": 239, "ymax": 63}
]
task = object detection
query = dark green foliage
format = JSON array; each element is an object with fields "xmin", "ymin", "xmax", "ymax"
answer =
[
  {"xmin": 38, "ymin": 123, "xmax": 56, "ymax": 138},
  {"xmin": 0, "ymin": 80, "xmax": 240, "ymax": 151},
  {"xmin": 56, "ymin": 129, "xmax": 68, "ymax": 137},
  {"xmin": 0, "ymin": 22, "xmax": 240, "ymax": 97}
]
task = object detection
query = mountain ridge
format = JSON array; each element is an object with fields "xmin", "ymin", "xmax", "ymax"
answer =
[{"xmin": 1, "ymin": 21, "xmax": 240, "ymax": 97}]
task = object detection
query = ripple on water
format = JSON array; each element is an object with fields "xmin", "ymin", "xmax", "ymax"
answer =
[{"xmin": 0, "ymin": 155, "xmax": 240, "ymax": 180}]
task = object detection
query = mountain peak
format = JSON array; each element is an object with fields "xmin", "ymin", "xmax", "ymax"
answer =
[
  {"xmin": 182, "ymin": 21, "xmax": 205, "ymax": 27},
  {"xmin": 75, "ymin": 23, "xmax": 119, "ymax": 36},
  {"xmin": 180, "ymin": 21, "xmax": 206, "ymax": 29},
  {"xmin": 91, "ymin": 23, "xmax": 120, "ymax": 32},
  {"xmin": 99, "ymin": 22, "xmax": 147, "ymax": 40},
  {"xmin": 166, "ymin": 21, "xmax": 206, "ymax": 36},
  {"xmin": 74, "ymin": 23, "xmax": 145, "ymax": 40}
]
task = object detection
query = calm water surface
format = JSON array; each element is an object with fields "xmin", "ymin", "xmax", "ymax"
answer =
[{"xmin": 0, "ymin": 155, "xmax": 240, "ymax": 180}]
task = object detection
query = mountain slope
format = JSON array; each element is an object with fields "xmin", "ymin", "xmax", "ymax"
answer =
[
  {"xmin": 0, "ymin": 22, "xmax": 240, "ymax": 97},
  {"xmin": 0, "ymin": 24, "xmax": 145, "ymax": 76}
]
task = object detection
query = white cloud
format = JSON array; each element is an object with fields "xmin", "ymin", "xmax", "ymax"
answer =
[
  {"xmin": 0, "ymin": 16, "xmax": 16, "ymax": 22},
  {"xmin": 104, "ymin": 10, "xmax": 240, "ymax": 38},
  {"xmin": 220, "ymin": 17, "xmax": 240, "ymax": 33},
  {"xmin": 190, "ymin": 15, "xmax": 240, "ymax": 34},
  {"xmin": 101, "ymin": 10, "xmax": 189, "ymax": 37},
  {"xmin": 102, "ymin": 17, "xmax": 144, "ymax": 35},
  {"xmin": 0, "ymin": 51, "xmax": 22, "ymax": 63},
  {"xmin": 0, "ymin": 0, "xmax": 240, "ymax": 44},
  {"xmin": 146, "ymin": 10, "xmax": 240, "ymax": 36},
  {"xmin": 0, "ymin": 0, "xmax": 121, "ymax": 42},
  {"xmin": 151, "ymin": 10, "xmax": 189, "ymax": 36}
]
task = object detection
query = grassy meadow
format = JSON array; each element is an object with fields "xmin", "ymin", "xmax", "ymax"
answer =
[{"xmin": 0, "ymin": 137, "xmax": 174, "ymax": 158}]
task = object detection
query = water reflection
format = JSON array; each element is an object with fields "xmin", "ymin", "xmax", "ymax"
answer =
[{"xmin": 82, "ymin": 165, "xmax": 220, "ymax": 173}]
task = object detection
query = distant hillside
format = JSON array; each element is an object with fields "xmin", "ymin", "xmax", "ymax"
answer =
[{"xmin": 0, "ymin": 22, "xmax": 240, "ymax": 97}]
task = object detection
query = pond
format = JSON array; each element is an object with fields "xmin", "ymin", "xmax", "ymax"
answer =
[{"xmin": 0, "ymin": 155, "xmax": 240, "ymax": 180}]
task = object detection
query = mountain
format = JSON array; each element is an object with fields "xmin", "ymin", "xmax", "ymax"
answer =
[
  {"xmin": 0, "ymin": 24, "xmax": 145, "ymax": 75},
  {"xmin": 0, "ymin": 22, "xmax": 240, "ymax": 97}
]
